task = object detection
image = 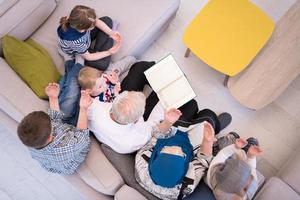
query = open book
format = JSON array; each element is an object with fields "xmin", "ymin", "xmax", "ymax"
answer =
[{"xmin": 144, "ymin": 54, "xmax": 196, "ymax": 109}]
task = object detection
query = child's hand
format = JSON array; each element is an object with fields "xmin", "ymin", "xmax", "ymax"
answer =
[
  {"xmin": 108, "ymin": 42, "xmax": 121, "ymax": 54},
  {"xmin": 104, "ymin": 71, "xmax": 119, "ymax": 84},
  {"xmin": 110, "ymin": 31, "xmax": 122, "ymax": 43},
  {"xmin": 203, "ymin": 122, "xmax": 215, "ymax": 142},
  {"xmin": 235, "ymin": 138, "xmax": 248, "ymax": 149},
  {"xmin": 113, "ymin": 82, "xmax": 121, "ymax": 95},
  {"xmin": 164, "ymin": 108, "xmax": 182, "ymax": 124},
  {"xmin": 80, "ymin": 90, "xmax": 93, "ymax": 110},
  {"xmin": 45, "ymin": 83, "xmax": 60, "ymax": 99},
  {"xmin": 247, "ymin": 146, "xmax": 263, "ymax": 158}
]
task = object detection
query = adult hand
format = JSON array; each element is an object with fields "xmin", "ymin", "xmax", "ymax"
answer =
[
  {"xmin": 165, "ymin": 108, "xmax": 182, "ymax": 124},
  {"xmin": 79, "ymin": 90, "xmax": 93, "ymax": 110},
  {"xmin": 235, "ymin": 138, "xmax": 248, "ymax": 149},
  {"xmin": 203, "ymin": 122, "xmax": 215, "ymax": 142},
  {"xmin": 45, "ymin": 82, "xmax": 60, "ymax": 99}
]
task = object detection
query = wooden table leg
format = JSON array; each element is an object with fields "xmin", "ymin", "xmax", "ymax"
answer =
[
  {"xmin": 184, "ymin": 48, "xmax": 191, "ymax": 57},
  {"xmin": 223, "ymin": 75, "xmax": 229, "ymax": 87}
]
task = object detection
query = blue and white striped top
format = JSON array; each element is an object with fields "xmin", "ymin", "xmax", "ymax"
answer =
[{"xmin": 57, "ymin": 26, "xmax": 91, "ymax": 55}]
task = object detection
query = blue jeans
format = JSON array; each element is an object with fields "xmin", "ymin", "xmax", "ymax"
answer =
[{"xmin": 58, "ymin": 60, "xmax": 83, "ymax": 126}]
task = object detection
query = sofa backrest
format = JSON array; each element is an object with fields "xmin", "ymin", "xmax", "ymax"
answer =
[{"xmin": 0, "ymin": 0, "xmax": 58, "ymax": 55}]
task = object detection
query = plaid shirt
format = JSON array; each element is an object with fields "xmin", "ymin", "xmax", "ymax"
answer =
[{"xmin": 30, "ymin": 109, "xmax": 90, "ymax": 175}]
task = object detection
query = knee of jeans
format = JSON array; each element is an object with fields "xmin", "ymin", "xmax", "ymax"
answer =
[
  {"xmin": 100, "ymin": 16, "xmax": 113, "ymax": 28},
  {"xmin": 59, "ymin": 99, "xmax": 79, "ymax": 118}
]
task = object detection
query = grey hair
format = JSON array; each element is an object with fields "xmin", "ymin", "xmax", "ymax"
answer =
[{"xmin": 111, "ymin": 91, "xmax": 146, "ymax": 124}]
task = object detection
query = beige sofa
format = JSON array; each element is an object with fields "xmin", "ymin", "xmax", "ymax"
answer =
[
  {"xmin": 254, "ymin": 146, "xmax": 300, "ymax": 200},
  {"xmin": 0, "ymin": 0, "xmax": 180, "ymax": 199}
]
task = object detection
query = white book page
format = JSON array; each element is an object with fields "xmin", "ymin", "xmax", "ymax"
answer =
[
  {"xmin": 144, "ymin": 55, "xmax": 183, "ymax": 92},
  {"xmin": 158, "ymin": 76, "xmax": 196, "ymax": 109}
]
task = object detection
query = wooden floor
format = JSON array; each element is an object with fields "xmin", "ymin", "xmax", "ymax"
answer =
[{"xmin": 0, "ymin": 0, "xmax": 298, "ymax": 199}]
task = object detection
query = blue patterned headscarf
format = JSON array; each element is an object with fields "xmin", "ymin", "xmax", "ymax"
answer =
[{"xmin": 149, "ymin": 130, "xmax": 193, "ymax": 188}]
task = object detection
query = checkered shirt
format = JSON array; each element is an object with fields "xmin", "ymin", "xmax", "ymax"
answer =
[{"xmin": 29, "ymin": 109, "xmax": 90, "ymax": 175}]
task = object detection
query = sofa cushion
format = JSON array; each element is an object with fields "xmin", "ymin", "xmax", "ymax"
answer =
[
  {"xmin": 76, "ymin": 137, "xmax": 124, "ymax": 196},
  {"xmin": 0, "ymin": 0, "xmax": 58, "ymax": 54},
  {"xmin": 254, "ymin": 177, "xmax": 300, "ymax": 200},
  {"xmin": 278, "ymin": 146, "xmax": 300, "ymax": 194},
  {"xmin": 114, "ymin": 185, "xmax": 147, "ymax": 200},
  {"xmin": 31, "ymin": 0, "xmax": 180, "ymax": 74},
  {"xmin": 101, "ymin": 144, "xmax": 159, "ymax": 200},
  {"xmin": 3, "ymin": 36, "xmax": 61, "ymax": 99}
]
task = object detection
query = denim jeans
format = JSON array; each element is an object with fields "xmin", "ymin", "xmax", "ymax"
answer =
[{"xmin": 58, "ymin": 60, "xmax": 83, "ymax": 126}]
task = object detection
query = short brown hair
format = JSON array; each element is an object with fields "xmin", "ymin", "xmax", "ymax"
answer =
[
  {"xmin": 78, "ymin": 66, "xmax": 103, "ymax": 90},
  {"xmin": 60, "ymin": 5, "xmax": 96, "ymax": 32},
  {"xmin": 17, "ymin": 111, "xmax": 51, "ymax": 149}
]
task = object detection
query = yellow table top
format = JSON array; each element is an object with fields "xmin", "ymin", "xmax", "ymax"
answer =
[{"xmin": 183, "ymin": 0, "xmax": 275, "ymax": 76}]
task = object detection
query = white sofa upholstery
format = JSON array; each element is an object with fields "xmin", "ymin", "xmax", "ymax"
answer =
[{"xmin": 0, "ymin": 0, "xmax": 180, "ymax": 199}]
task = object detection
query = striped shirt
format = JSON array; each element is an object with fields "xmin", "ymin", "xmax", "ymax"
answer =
[
  {"xmin": 57, "ymin": 26, "xmax": 91, "ymax": 55},
  {"xmin": 29, "ymin": 109, "xmax": 90, "ymax": 175}
]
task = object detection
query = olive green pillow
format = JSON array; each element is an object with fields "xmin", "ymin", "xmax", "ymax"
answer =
[{"xmin": 2, "ymin": 35, "xmax": 60, "ymax": 99}]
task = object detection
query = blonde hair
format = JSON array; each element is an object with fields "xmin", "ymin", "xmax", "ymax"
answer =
[
  {"xmin": 78, "ymin": 66, "xmax": 103, "ymax": 90},
  {"xmin": 111, "ymin": 91, "xmax": 146, "ymax": 124},
  {"xmin": 60, "ymin": 5, "xmax": 96, "ymax": 32}
]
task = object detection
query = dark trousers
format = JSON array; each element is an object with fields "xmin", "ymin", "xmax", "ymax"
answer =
[
  {"xmin": 85, "ymin": 16, "xmax": 114, "ymax": 71},
  {"xmin": 120, "ymin": 61, "xmax": 202, "ymax": 123},
  {"xmin": 193, "ymin": 109, "xmax": 220, "ymax": 134}
]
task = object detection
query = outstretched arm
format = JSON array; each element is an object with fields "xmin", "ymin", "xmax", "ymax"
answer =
[
  {"xmin": 45, "ymin": 83, "xmax": 60, "ymax": 111},
  {"xmin": 157, "ymin": 108, "xmax": 182, "ymax": 133},
  {"xmin": 95, "ymin": 18, "xmax": 122, "ymax": 42},
  {"xmin": 77, "ymin": 90, "xmax": 93, "ymax": 130},
  {"xmin": 200, "ymin": 122, "xmax": 215, "ymax": 156}
]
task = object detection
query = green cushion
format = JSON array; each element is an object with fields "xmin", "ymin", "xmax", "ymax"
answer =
[{"xmin": 2, "ymin": 35, "xmax": 60, "ymax": 99}]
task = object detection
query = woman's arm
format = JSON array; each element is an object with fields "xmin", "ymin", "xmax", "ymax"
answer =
[{"xmin": 157, "ymin": 108, "xmax": 182, "ymax": 133}]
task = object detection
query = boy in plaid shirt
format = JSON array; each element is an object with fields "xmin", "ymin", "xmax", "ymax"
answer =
[{"xmin": 17, "ymin": 83, "xmax": 92, "ymax": 175}]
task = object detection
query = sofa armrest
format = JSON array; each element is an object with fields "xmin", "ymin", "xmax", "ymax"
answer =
[
  {"xmin": 0, "ymin": 58, "xmax": 48, "ymax": 122},
  {"xmin": 76, "ymin": 137, "xmax": 124, "ymax": 196},
  {"xmin": 114, "ymin": 185, "xmax": 147, "ymax": 200}
]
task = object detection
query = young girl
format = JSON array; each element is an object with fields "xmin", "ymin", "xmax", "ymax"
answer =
[{"xmin": 57, "ymin": 5, "xmax": 122, "ymax": 70}]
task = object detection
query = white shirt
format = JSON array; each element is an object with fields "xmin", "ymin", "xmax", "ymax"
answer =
[{"xmin": 87, "ymin": 99, "xmax": 164, "ymax": 154}]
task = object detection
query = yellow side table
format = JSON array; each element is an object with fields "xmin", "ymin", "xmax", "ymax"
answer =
[{"xmin": 183, "ymin": 0, "xmax": 275, "ymax": 85}]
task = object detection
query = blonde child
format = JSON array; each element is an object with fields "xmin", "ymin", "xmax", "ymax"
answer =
[{"xmin": 78, "ymin": 66, "xmax": 121, "ymax": 102}]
